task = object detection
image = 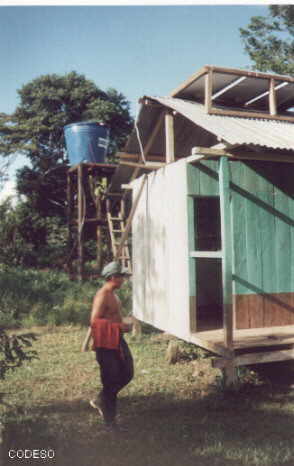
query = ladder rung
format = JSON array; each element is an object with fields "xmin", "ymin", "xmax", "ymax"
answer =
[
  {"xmin": 109, "ymin": 216, "xmax": 123, "ymax": 221},
  {"xmin": 112, "ymin": 229, "xmax": 123, "ymax": 233}
]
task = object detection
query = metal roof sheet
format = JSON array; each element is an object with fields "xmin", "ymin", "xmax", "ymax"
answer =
[{"xmin": 149, "ymin": 96, "xmax": 294, "ymax": 151}]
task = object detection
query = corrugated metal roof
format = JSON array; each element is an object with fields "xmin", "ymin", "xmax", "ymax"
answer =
[{"xmin": 149, "ymin": 96, "xmax": 294, "ymax": 151}]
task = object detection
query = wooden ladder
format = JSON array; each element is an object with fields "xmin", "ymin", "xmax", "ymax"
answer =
[
  {"xmin": 106, "ymin": 175, "xmax": 148, "ymax": 273},
  {"xmin": 107, "ymin": 197, "xmax": 132, "ymax": 272}
]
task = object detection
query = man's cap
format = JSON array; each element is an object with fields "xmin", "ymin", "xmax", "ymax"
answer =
[{"xmin": 101, "ymin": 261, "xmax": 130, "ymax": 279}]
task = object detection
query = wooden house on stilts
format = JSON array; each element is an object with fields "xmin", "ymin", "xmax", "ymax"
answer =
[{"xmin": 109, "ymin": 66, "xmax": 294, "ymax": 383}]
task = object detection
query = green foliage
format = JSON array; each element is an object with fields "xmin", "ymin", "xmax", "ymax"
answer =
[
  {"xmin": 0, "ymin": 328, "xmax": 38, "ymax": 380},
  {"xmin": 0, "ymin": 71, "xmax": 133, "ymax": 164},
  {"xmin": 0, "ymin": 199, "xmax": 68, "ymax": 268},
  {"xmin": 0, "ymin": 71, "xmax": 133, "ymax": 267},
  {"xmin": 0, "ymin": 266, "xmax": 132, "ymax": 328},
  {"xmin": 240, "ymin": 5, "xmax": 294, "ymax": 74}
]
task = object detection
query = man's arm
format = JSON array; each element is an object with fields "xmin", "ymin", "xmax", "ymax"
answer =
[
  {"xmin": 90, "ymin": 290, "xmax": 108, "ymax": 325},
  {"xmin": 81, "ymin": 290, "xmax": 108, "ymax": 352}
]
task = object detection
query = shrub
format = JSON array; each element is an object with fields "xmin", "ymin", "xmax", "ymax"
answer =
[{"xmin": 0, "ymin": 266, "xmax": 132, "ymax": 328}]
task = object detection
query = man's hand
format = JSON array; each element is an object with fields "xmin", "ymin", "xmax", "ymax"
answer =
[{"xmin": 121, "ymin": 322, "xmax": 133, "ymax": 333}]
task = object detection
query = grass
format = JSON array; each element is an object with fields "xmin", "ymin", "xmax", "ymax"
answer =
[{"xmin": 1, "ymin": 326, "xmax": 294, "ymax": 466}]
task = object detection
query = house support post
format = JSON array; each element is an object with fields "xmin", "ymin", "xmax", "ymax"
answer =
[
  {"xmin": 77, "ymin": 164, "xmax": 85, "ymax": 281},
  {"xmin": 165, "ymin": 111, "xmax": 175, "ymax": 163},
  {"xmin": 219, "ymin": 156, "xmax": 235, "ymax": 386}
]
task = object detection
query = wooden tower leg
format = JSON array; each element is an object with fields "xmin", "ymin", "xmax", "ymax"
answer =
[
  {"xmin": 96, "ymin": 197, "xmax": 103, "ymax": 271},
  {"xmin": 67, "ymin": 171, "xmax": 74, "ymax": 279},
  {"xmin": 77, "ymin": 164, "xmax": 85, "ymax": 281}
]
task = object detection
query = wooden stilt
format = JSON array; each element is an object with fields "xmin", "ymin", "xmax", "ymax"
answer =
[
  {"xmin": 77, "ymin": 164, "xmax": 85, "ymax": 281},
  {"xmin": 67, "ymin": 171, "xmax": 74, "ymax": 279}
]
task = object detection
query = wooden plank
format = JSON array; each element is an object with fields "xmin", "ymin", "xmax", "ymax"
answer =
[
  {"xmin": 77, "ymin": 164, "xmax": 85, "ymax": 281},
  {"xmin": 115, "ymin": 175, "xmax": 148, "ymax": 260},
  {"xmin": 208, "ymin": 106, "xmax": 294, "ymax": 123},
  {"xmin": 129, "ymin": 112, "xmax": 165, "ymax": 183},
  {"xmin": 204, "ymin": 69, "xmax": 213, "ymax": 113},
  {"xmin": 192, "ymin": 147, "xmax": 227, "ymax": 157},
  {"xmin": 212, "ymin": 76, "xmax": 247, "ymax": 100},
  {"xmin": 190, "ymin": 332, "xmax": 233, "ymax": 358},
  {"xmin": 67, "ymin": 171, "xmax": 74, "ymax": 277},
  {"xmin": 189, "ymin": 147, "xmax": 294, "ymax": 164},
  {"xmin": 165, "ymin": 112, "xmax": 175, "ymax": 163},
  {"xmin": 190, "ymin": 251, "xmax": 223, "ymax": 259},
  {"xmin": 189, "ymin": 296, "xmax": 197, "ymax": 333},
  {"xmin": 170, "ymin": 65, "xmax": 208, "ymax": 97},
  {"xmin": 187, "ymin": 196, "xmax": 197, "ymax": 331},
  {"xmin": 269, "ymin": 78, "xmax": 277, "ymax": 115},
  {"xmin": 213, "ymin": 347, "xmax": 294, "ymax": 368},
  {"xmin": 199, "ymin": 160, "xmax": 219, "ymax": 196},
  {"xmin": 120, "ymin": 161, "xmax": 165, "ymax": 170},
  {"xmin": 219, "ymin": 157, "xmax": 233, "ymax": 349},
  {"xmin": 208, "ymin": 65, "xmax": 294, "ymax": 84},
  {"xmin": 243, "ymin": 165, "xmax": 263, "ymax": 327},
  {"xmin": 235, "ymin": 348, "xmax": 294, "ymax": 366},
  {"xmin": 231, "ymin": 163, "xmax": 249, "ymax": 298},
  {"xmin": 186, "ymin": 163, "xmax": 200, "ymax": 196},
  {"xmin": 190, "ymin": 148, "xmax": 294, "ymax": 164},
  {"xmin": 274, "ymin": 185, "xmax": 292, "ymax": 297},
  {"xmin": 235, "ymin": 295, "xmax": 250, "ymax": 329},
  {"xmin": 118, "ymin": 151, "xmax": 177, "ymax": 162}
]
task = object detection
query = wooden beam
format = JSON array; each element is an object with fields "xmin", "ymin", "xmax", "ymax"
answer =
[
  {"xmin": 208, "ymin": 65, "xmax": 294, "ymax": 84},
  {"xmin": 208, "ymin": 106, "xmax": 294, "ymax": 123},
  {"xmin": 213, "ymin": 348, "xmax": 294, "ymax": 368},
  {"xmin": 269, "ymin": 78, "xmax": 277, "ymax": 116},
  {"xmin": 170, "ymin": 65, "xmax": 208, "ymax": 97},
  {"xmin": 190, "ymin": 251, "xmax": 223, "ymax": 259},
  {"xmin": 190, "ymin": 333, "xmax": 233, "ymax": 359},
  {"xmin": 212, "ymin": 76, "xmax": 247, "ymax": 101},
  {"xmin": 144, "ymin": 111, "xmax": 165, "ymax": 157},
  {"xmin": 68, "ymin": 162, "xmax": 116, "ymax": 173},
  {"xmin": 120, "ymin": 161, "xmax": 165, "ymax": 170},
  {"xmin": 205, "ymin": 69, "xmax": 213, "ymax": 113},
  {"xmin": 192, "ymin": 147, "xmax": 228, "ymax": 157},
  {"xmin": 165, "ymin": 112, "xmax": 175, "ymax": 163},
  {"xmin": 235, "ymin": 348, "xmax": 294, "ymax": 366},
  {"xmin": 128, "ymin": 111, "xmax": 165, "ymax": 185},
  {"xmin": 115, "ymin": 175, "xmax": 148, "ymax": 260},
  {"xmin": 118, "ymin": 151, "xmax": 181, "ymax": 163},
  {"xmin": 231, "ymin": 150, "xmax": 294, "ymax": 163},
  {"xmin": 189, "ymin": 147, "xmax": 294, "ymax": 164},
  {"xmin": 219, "ymin": 157, "xmax": 233, "ymax": 351},
  {"xmin": 118, "ymin": 151, "xmax": 164, "ymax": 162},
  {"xmin": 67, "ymin": 171, "xmax": 74, "ymax": 277},
  {"xmin": 140, "ymin": 98, "xmax": 163, "ymax": 108},
  {"xmin": 77, "ymin": 164, "xmax": 85, "ymax": 281}
]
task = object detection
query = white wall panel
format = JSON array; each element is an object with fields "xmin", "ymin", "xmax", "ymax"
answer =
[{"xmin": 131, "ymin": 159, "xmax": 190, "ymax": 340}]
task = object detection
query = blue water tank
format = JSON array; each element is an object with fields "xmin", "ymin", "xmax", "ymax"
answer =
[{"xmin": 64, "ymin": 122, "xmax": 110, "ymax": 165}]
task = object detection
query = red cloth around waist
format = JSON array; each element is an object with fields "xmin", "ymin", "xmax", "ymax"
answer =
[{"xmin": 91, "ymin": 318, "xmax": 122, "ymax": 350}]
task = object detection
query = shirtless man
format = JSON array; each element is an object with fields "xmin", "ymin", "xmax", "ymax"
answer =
[{"xmin": 89, "ymin": 261, "xmax": 134, "ymax": 431}]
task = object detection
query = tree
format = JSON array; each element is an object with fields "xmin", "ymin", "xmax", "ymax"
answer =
[
  {"xmin": 240, "ymin": 6, "xmax": 294, "ymax": 75},
  {"xmin": 0, "ymin": 72, "xmax": 133, "ymax": 267}
]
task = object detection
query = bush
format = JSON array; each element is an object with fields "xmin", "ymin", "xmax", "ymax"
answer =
[{"xmin": 0, "ymin": 266, "xmax": 132, "ymax": 329}]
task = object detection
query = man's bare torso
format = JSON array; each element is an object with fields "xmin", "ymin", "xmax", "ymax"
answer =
[{"xmin": 91, "ymin": 285, "xmax": 123, "ymax": 324}]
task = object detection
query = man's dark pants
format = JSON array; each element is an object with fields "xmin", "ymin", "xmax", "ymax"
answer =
[{"xmin": 95, "ymin": 338, "xmax": 134, "ymax": 425}]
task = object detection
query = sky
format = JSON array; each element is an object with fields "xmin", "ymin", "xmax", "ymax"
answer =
[{"xmin": 0, "ymin": 3, "xmax": 268, "ymax": 200}]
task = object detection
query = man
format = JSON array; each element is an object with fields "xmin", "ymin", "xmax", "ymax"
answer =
[{"xmin": 89, "ymin": 261, "xmax": 134, "ymax": 431}]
